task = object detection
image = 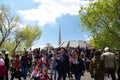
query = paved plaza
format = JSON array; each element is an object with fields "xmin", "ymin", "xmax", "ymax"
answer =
[{"xmin": 8, "ymin": 71, "xmax": 93, "ymax": 80}]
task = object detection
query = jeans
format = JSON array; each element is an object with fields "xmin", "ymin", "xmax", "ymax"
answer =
[
  {"xmin": 50, "ymin": 67, "xmax": 56, "ymax": 80},
  {"xmin": 74, "ymin": 73, "xmax": 81, "ymax": 80},
  {"xmin": 21, "ymin": 64, "xmax": 28, "ymax": 80}
]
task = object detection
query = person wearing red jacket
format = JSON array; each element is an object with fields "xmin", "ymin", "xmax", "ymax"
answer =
[
  {"xmin": 0, "ymin": 53, "xmax": 6, "ymax": 80},
  {"xmin": 30, "ymin": 65, "xmax": 39, "ymax": 80},
  {"xmin": 37, "ymin": 68, "xmax": 50, "ymax": 80},
  {"xmin": 11, "ymin": 54, "xmax": 21, "ymax": 80},
  {"xmin": 39, "ymin": 49, "xmax": 49, "ymax": 72}
]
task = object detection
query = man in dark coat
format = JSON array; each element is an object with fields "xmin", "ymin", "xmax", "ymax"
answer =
[
  {"xmin": 56, "ymin": 48, "xmax": 69, "ymax": 80},
  {"xmin": 4, "ymin": 54, "xmax": 9, "ymax": 80}
]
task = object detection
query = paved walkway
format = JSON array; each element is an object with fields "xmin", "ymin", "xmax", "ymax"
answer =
[
  {"xmin": 81, "ymin": 72, "xmax": 93, "ymax": 80},
  {"xmin": 8, "ymin": 71, "xmax": 94, "ymax": 80}
]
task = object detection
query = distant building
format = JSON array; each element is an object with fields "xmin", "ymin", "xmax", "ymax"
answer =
[{"xmin": 59, "ymin": 40, "xmax": 88, "ymax": 48}]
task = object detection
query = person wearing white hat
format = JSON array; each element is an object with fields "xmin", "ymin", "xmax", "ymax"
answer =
[
  {"xmin": 104, "ymin": 47, "xmax": 109, "ymax": 52},
  {"xmin": 0, "ymin": 53, "xmax": 4, "ymax": 64},
  {"xmin": 101, "ymin": 47, "xmax": 116, "ymax": 80}
]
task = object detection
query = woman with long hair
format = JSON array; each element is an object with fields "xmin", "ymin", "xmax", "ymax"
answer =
[{"xmin": 72, "ymin": 51, "xmax": 85, "ymax": 80}]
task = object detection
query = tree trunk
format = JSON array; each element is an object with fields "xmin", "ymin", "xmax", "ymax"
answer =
[
  {"xmin": 12, "ymin": 41, "xmax": 21, "ymax": 53},
  {"xmin": 0, "ymin": 37, "xmax": 6, "ymax": 47}
]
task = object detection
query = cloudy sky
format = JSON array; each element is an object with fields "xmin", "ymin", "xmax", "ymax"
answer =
[{"xmin": 1, "ymin": 0, "xmax": 94, "ymax": 48}]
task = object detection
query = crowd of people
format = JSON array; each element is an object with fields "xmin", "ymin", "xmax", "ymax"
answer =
[{"xmin": 0, "ymin": 46, "xmax": 120, "ymax": 80}]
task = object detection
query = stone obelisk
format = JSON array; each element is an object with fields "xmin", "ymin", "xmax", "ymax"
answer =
[{"xmin": 58, "ymin": 25, "xmax": 61, "ymax": 46}]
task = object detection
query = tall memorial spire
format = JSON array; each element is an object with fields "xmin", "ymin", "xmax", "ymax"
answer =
[{"xmin": 58, "ymin": 25, "xmax": 61, "ymax": 45}]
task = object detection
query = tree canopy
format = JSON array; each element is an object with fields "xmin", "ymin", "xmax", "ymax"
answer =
[
  {"xmin": 0, "ymin": 4, "xmax": 42, "ymax": 53},
  {"xmin": 79, "ymin": 0, "xmax": 120, "ymax": 50}
]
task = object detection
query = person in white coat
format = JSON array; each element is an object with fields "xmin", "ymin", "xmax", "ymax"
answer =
[{"xmin": 101, "ymin": 47, "xmax": 116, "ymax": 80}]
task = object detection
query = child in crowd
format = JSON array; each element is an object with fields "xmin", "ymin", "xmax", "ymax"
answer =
[
  {"xmin": 30, "ymin": 65, "xmax": 41, "ymax": 80},
  {"xmin": 37, "ymin": 68, "xmax": 50, "ymax": 80}
]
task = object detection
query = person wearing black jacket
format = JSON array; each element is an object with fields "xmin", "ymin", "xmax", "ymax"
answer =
[
  {"xmin": 56, "ymin": 48, "xmax": 69, "ymax": 80},
  {"xmin": 21, "ymin": 52, "xmax": 29, "ymax": 80},
  {"xmin": 4, "ymin": 54, "xmax": 9, "ymax": 80},
  {"xmin": 72, "ymin": 51, "xmax": 85, "ymax": 80}
]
